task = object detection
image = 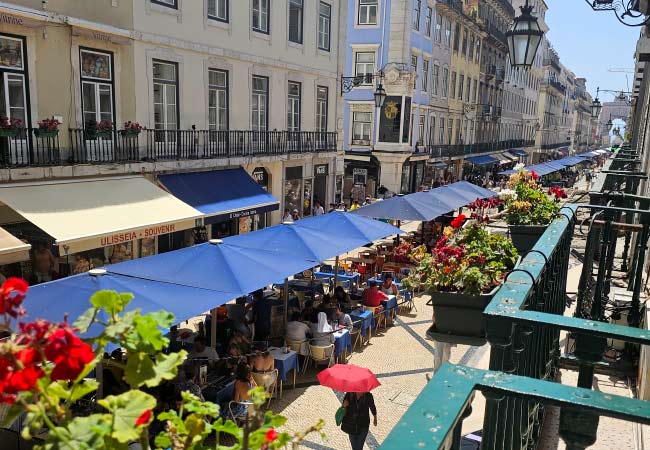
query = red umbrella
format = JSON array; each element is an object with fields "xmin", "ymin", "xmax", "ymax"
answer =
[{"xmin": 317, "ymin": 364, "xmax": 381, "ymax": 392}]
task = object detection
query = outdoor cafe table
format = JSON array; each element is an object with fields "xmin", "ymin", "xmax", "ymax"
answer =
[
  {"xmin": 333, "ymin": 328, "xmax": 352, "ymax": 361},
  {"xmin": 313, "ymin": 271, "xmax": 360, "ymax": 288},
  {"xmin": 269, "ymin": 347, "xmax": 300, "ymax": 396},
  {"xmin": 349, "ymin": 309, "xmax": 375, "ymax": 339},
  {"xmin": 382, "ymin": 295, "xmax": 398, "ymax": 318}
]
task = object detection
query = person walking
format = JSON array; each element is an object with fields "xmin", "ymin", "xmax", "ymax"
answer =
[{"xmin": 341, "ymin": 391, "xmax": 377, "ymax": 450}]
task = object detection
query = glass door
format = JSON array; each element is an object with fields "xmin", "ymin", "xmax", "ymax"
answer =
[{"xmin": 152, "ymin": 61, "xmax": 179, "ymax": 157}]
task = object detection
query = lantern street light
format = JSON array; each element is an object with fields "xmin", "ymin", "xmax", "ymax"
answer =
[
  {"xmin": 506, "ymin": 0, "xmax": 544, "ymax": 68},
  {"xmin": 591, "ymin": 97, "xmax": 602, "ymax": 119},
  {"xmin": 374, "ymin": 83, "xmax": 387, "ymax": 109}
]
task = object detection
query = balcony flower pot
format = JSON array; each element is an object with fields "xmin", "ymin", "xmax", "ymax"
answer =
[
  {"xmin": 0, "ymin": 128, "xmax": 20, "ymax": 138},
  {"xmin": 509, "ymin": 224, "xmax": 548, "ymax": 254},
  {"xmin": 34, "ymin": 129, "xmax": 59, "ymax": 138},
  {"xmin": 426, "ymin": 285, "xmax": 499, "ymax": 346},
  {"xmin": 120, "ymin": 129, "xmax": 141, "ymax": 138}
]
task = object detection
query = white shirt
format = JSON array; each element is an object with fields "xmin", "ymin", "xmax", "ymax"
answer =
[
  {"xmin": 286, "ymin": 320, "xmax": 311, "ymax": 342},
  {"xmin": 314, "ymin": 206, "xmax": 325, "ymax": 216},
  {"xmin": 189, "ymin": 346, "xmax": 219, "ymax": 361}
]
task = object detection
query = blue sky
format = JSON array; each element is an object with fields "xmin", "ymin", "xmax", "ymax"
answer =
[{"xmin": 544, "ymin": 0, "xmax": 638, "ymax": 99}]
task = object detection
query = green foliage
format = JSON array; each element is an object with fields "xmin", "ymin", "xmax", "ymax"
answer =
[
  {"xmin": 98, "ymin": 391, "xmax": 157, "ymax": 443},
  {"xmin": 503, "ymin": 171, "xmax": 560, "ymax": 226}
]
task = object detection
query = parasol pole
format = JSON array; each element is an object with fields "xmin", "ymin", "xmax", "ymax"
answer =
[
  {"xmin": 210, "ymin": 308, "xmax": 217, "ymax": 349},
  {"xmin": 333, "ymin": 255, "xmax": 339, "ymax": 287},
  {"xmin": 283, "ymin": 278, "xmax": 289, "ymax": 327},
  {"xmin": 396, "ymin": 220, "xmax": 401, "ymax": 245}
]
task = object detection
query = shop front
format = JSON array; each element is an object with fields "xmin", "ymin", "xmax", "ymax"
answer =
[
  {"xmin": 0, "ymin": 176, "xmax": 203, "ymax": 283},
  {"xmin": 158, "ymin": 168, "xmax": 280, "ymax": 241},
  {"xmin": 400, "ymin": 156, "xmax": 427, "ymax": 193},
  {"xmin": 284, "ymin": 166, "xmax": 304, "ymax": 217},
  {"xmin": 313, "ymin": 164, "xmax": 329, "ymax": 209},
  {"xmin": 343, "ymin": 154, "xmax": 381, "ymax": 202},
  {"xmin": 251, "ymin": 166, "xmax": 272, "ymax": 230}
]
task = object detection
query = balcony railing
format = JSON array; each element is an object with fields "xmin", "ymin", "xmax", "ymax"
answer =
[
  {"xmin": 64, "ymin": 129, "xmax": 336, "ymax": 166},
  {"xmin": 0, "ymin": 128, "xmax": 61, "ymax": 166},
  {"xmin": 381, "ymin": 148, "xmax": 650, "ymax": 450},
  {"xmin": 541, "ymin": 142, "xmax": 568, "ymax": 149},
  {"xmin": 426, "ymin": 139, "xmax": 527, "ymax": 158}
]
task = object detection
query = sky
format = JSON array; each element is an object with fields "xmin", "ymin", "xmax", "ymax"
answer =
[{"xmin": 544, "ymin": 0, "xmax": 639, "ymax": 100}]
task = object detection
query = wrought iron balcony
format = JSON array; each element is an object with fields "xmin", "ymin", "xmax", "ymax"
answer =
[
  {"xmin": 380, "ymin": 148, "xmax": 650, "ymax": 450},
  {"xmin": 541, "ymin": 142, "xmax": 569, "ymax": 149},
  {"xmin": 65, "ymin": 129, "xmax": 337, "ymax": 165},
  {"xmin": 0, "ymin": 127, "xmax": 61, "ymax": 167},
  {"xmin": 426, "ymin": 139, "xmax": 527, "ymax": 158}
]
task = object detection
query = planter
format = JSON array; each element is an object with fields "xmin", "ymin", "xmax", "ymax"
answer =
[
  {"xmin": 427, "ymin": 285, "xmax": 500, "ymax": 345},
  {"xmin": 85, "ymin": 130, "xmax": 112, "ymax": 140},
  {"xmin": 120, "ymin": 130, "xmax": 141, "ymax": 138},
  {"xmin": 0, "ymin": 128, "xmax": 20, "ymax": 138},
  {"xmin": 509, "ymin": 224, "xmax": 548, "ymax": 254},
  {"xmin": 34, "ymin": 129, "xmax": 59, "ymax": 138}
]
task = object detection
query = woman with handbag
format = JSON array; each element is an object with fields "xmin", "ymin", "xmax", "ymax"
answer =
[{"xmin": 340, "ymin": 391, "xmax": 377, "ymax": 450}]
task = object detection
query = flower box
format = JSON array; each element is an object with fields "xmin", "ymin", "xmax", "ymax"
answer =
[
  {"xmin": 509, "ymin": 224, "xmax": 547, "ymax": 254},
  {"xmin": 427, "ymin": 285, "xmax": 499, "ymax": 345},
  {"xmin": 0, "ymin": 128, "xmax": 20, "ymax": 138},
  {"xmin": 34, "ymin": 129, "xmax": 59, "ymax": 138},
  {"xmin": 120, "ymin": 129, "xmax": 141, "ymax": 138}
]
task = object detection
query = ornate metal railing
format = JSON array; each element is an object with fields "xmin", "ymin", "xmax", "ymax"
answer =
[
  {"xmin": 426, "ymin": 140, "xmax": 527, "ymax": 158},
  {"xmin": 0, "ymin": 128, "xmax": 61, "ymax": 166},
  {"xmin": 381, "ymin": 149, "xmax": 650, "ymax": 450}
]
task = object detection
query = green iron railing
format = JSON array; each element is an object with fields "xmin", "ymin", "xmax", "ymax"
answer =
[{"xmin": 380, "ymin": 147, "xmax": 650, "ymax": 450}]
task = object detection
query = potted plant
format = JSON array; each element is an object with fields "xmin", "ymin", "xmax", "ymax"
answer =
[
  {"xmin": 121, "ymin": 120, "xmax": 143, "ymax": 138},
  {"xmin": 0, "ymin": 117, "xmax": 23, "ymax": 137},
  {"xmin": 502, "ymin": 167, "xmax": 563, "ymax": 253},
  {"xmin": 85, "ymin": 119, "xmax": 113, "ymax": 139},
  {"xmin": 403, "ymin": 216, "xmax": 519, "ymax": 344},
  {"xmin": 34, "ymin": 117, "xmax": 60, "ymax": 138}
]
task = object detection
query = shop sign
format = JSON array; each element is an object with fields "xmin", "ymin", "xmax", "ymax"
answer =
[
  {"xmin": 353, "ymin": 168, "xmax": 368, "ymax": 176},
  {"xmin": 378, "ymin": 96, "xmax": 402, "ymax": 143},
  {"xmin": 229, "ymin": 208, "xmax": 258, "ymax": 220},
  {"xmin": 0, "ymin": 14, "xmax": 24, "ymax": 26},
  {"xmin": 59, "ymin": 218, "xmax": 199, "ymax": 255},
  {"xmin": 252, "ymin": 167, "xmax": 269, "ymax": 186},
  {"xmin": 314, "ymin": 164, "xmax": 328, "ymax": 176}
]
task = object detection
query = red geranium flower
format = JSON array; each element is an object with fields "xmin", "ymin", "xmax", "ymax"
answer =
[
  {"xmin": 45, "ymin": 326, "xmax": 94, "ymax": 381},
  {"xmin": 0, "ymin": 278, "xmax": 28, "ymax": 318},
  {"xmin": 265, "ymin": 429, "xmax": 278, "ymax": 443},
  {"xmin": 8, "ymin": 364, "xmax": 43, "ymax": 392},
  {"xmin": 450, "ymin": 214, "xmax": 466, "ymax": 229},
  {"xmin": 530, "ymin": 170, "xmax": 539, "ymax": 180},
  {"xmin": 135, "ymin": 409, "xmax": 152, "ymax": 426}
]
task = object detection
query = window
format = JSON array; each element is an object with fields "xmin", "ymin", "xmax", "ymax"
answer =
[
  {"xmin": 318, "ymin": 2, "xmax": 331, "ymax": 51},
  {"xmin": 207, "ymin": 0, "xmax": 228, "ymax": 22},
  {"xmin": 435, "ymin": 15, "xmax": 442, "ymax": 43},
  {"xmin": 208, "ymin": 69, "xmax": 228, "ymax": 131},
  {"xmin": 469, "ymin": 34, "xmax": 475, "ymax": 59},
  {"xmin": 152, "ymin": 60, "xmax": 178, "ymax": 134},
  {"xmin": 251, "ymin": 75, "xmax": 268, "ymax": 131},
  {"xmin": 442, "ymin": 67, "xmax": 449, "ymax": 97},
  {"xmin": 287, "ymin": 81, "xmax": 301, "ymax": 131},
  {"xmin": 352, "ymin": 112, "xmax": 372, "ymax": 144},
  {"xmin": 252, "ymin": 0, "xmax": 269, "ymax": 34},
  {"xmin": 358, "ymin": 0, "xmax": 378, "ymax": 25},
  {"xmin": 411, "ymin": 54, "xmax": 418, "ymax": 73},
  {"xmin": 456, "ymin": 118, "xmax": 461, "ymax": 143},
  {"xmin": 425, "ymin": 7, "xmax": 433, "ymax": 37},
  {"xmin": 422, "ymin": 60, "xmax": 429, "ymax": 93},
  {"xmin": 445, "ymin": 19, "xmax": 451, "ymax": 47},
  {"xmin": 439, "ymin": 117, "xmax": 445, "ymax": 144},
  {"xmin": 289, "ymin": 0, "xmax": 303, "ymax": 44},
  {"xmin": 429, "ymin": 116, "xmax": 436, "ymax": 144},
  {"xmin": 413, "ymin": 0, "xmax": 421, "ymax": 31},
  {"xmin": 354, "ymin": 52, "xmax": 375, "ymax": 84},
  {"xmin": 462, "ymin": 29, "xmax": 468, "ymax": 57},
  {"xmin": 447, "ymin": 117, "xmax": 453, "ymax": 144},
  {"xmin": 316, "ymin": 86, "xmax": 328, "ymax": 132},
  {"xmin": 80, "ymin": 49, "xmax": 114, "ymax": 128},
  {"xmin": 450, "ymin": 71, "xmax": 456, "ymax": 99},
  {"xmin": 152, "ymin": 0, "xmax": 177, "ymax": 8},
  {"xmin": 475, "ymin": 38, "xmax": 481, "ymax": 63},
  {"xmin": 418, "ymin": 115, "xmax": 425, "ymax": 145},
  {"xmin": 473, "ymin": 79, "xmax": 478, "ymax": 103},
  {"xmin": 453, "ymin": 23, "xmax": 460, "ymax": 52},
  {"xmin": 465, "ymin": 77, "xmax": 471, "ymax": 102},
  {"xmin": 458, "ymin": 74, "xmax": 464, "ymax": 100},
  {"xmin": 432, "ymin": 64, "xmax": 439, "ymax": 96}
]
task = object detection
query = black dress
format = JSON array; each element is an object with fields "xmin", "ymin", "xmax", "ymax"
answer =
[{"xmin": 341, "ymin": 392, "xmax": 377, "ymax": 435}]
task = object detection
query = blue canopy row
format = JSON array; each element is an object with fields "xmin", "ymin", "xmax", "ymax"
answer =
[
  {"xmin": 23, "ymin": 212, "xmax": 402, "ymax": 331},
  {"xmin": 351, "ymin": 181, "xmax": 497, "ymax": 222},
  {"xmin": 499, "ymin": 154, "xmax": 594, "ymax": 176}
]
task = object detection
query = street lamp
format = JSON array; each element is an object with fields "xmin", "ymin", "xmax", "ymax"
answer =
[
  {"xmin": 374, "ymin": 83, "xmax": 387, "ymax": 108},
  {"xmin": 506, "ymin": 0, "xmax": 544, "ymax": 68}
]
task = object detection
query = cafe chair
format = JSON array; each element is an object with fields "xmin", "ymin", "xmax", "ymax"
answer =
[
  {"xmin": 228, "ymin": 400, "xmax": 253, "ymax": 425},
  {"xmin": 349, "ymin": 327, "xmax": 362, "ymax": 351},
  {"xmin": 251, "ymin": 369, "xmax": 279, "ymax": 408},
  {"xmin": 366, "ymin": 306, "xmax": 386, "ymax": 331},
  {"xmin": 305, "ymin": 342, "xmax": 334, "ymax": 373}
]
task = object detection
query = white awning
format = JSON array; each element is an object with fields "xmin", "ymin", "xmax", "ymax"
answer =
[
  {"xmin": 0, "ymin": 176, "xmax": 203, "ymax": 255},
  {"xmin": 0, "ymin": 227, "xmax": 30, "ymax": 265}
]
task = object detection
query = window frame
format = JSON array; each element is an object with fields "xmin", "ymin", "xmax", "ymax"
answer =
[
  {"xmin": 251, "ymin": 75, "xmax": 269, "ymax": 131},
  {"xmin": 318, "ymin": 2, "xmax": 332, "ymax": 52},
  {"xmin": 252, "ymin": 0, "xmax": 270, "ymax": 34},
  {"xmin": 422, "ymin": 59, "xmax": 429, "ymax": 93},
  {"xmin": 152, "ymin": 59, "xmax": 180, "ymax": 134},
  {"xmin": 316, "ymin": 85, "xmax": 329, "ymax": 132},
  {"xmin": 207, "ymin": 0, "xmax": 228, "ymax": 23},
  {"xmin": 458, "ymin": 74, "xmax": 464, "ymax": 101},
  {"xmin": 417, "ymin": 114, "xmax": 425, "ymax": 145},
  {"xmin": 358, "ymin": 0, "xmax": 378, "ymax": 26},
  {"xmin": 288, "ymin": 0, "xmax": 304, "ymax": 44},
  {"xmin": 424, "ymin": 7, "xmax": 433, "ymax": 38},
  {"xmin": 441, "ymin": 67, "xmax": 449, "ymax": 98},
  {"xmin": 450, "ymin": 71, "xmax": 456, "ymax": 99},
  {"xmin": 413, "ymin": 0, "xmax": 421, "ymax": 31},
  {"xmin": 352, "ymin": 111, "xmax": 372, "ymax": 145},
  {"xmin": 287, "ymin": 80, "xmax": 302, "ymax": 132},
  {"xmin": 207, "ymin": 68, "xmax": 229, "ymax": 131},
  {"xmin": 354, "ymin": 51, "xmax": 376, "ymax": 85},
  {"xmin": 444, "ymin": 19, "xmax": 451, "ymax": 47},
  {"xmin": 432, "ymin": 63, "xmax": 439, "ymax": 96},
  {"xmin": 151, "ymin": 0, "xmax": 178, "ymax": 9},
  {"xmin": 80, "ymin": 48, "xmax": 116, "ymax": 129},
  {"xmin": 435, "ymin": 14, "xmax": 443, "ymax": 43}
]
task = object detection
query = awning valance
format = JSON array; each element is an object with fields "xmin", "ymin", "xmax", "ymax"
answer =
[
  {"xmin": 465, "ymin": 155, "xmax": 500, "ymax": 166},
  {"xmin": 493, "ymin": 154, "xmax": 512, "ymax": 165},
  {"xmin": 158, "ymin": 168, "xmax": 280, "ymax": 225},
  {"xmin": 509, "ymin": 149, "xmax": 528, "ymax": 157},
  {"xmin": 0, "ymin": 176, "xmax": 203, "ymax": 255},
  {"xmin": 0, "ymin": 227, "xmax": 30, "ymax": 265}
]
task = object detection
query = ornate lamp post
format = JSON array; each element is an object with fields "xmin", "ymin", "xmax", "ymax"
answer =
[{"xmin": 506, "ymin": 0, "xmax": 544, "ymax": 68}]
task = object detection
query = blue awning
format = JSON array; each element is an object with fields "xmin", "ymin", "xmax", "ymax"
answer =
[
  {"xmin": 509, "ymin": 149, "xmax": 528, "ymax": 157},
  {"xmin": 159, "ymin": 168, "xmax": 279, "ymax": 225},
  {"xmin": 465, "ymin": 155, "xmax": 500, "ymax": 166},
  {"xmin": 556, "ymin": 156, "xmax": 585, "ymax": 167},
  {"xmin": 578, "ymin": 151, "xmax": 598, "ymax": 158},
  {"xmin": 431, "ymin": 162, "xmax": 448, "ymax": 169}
]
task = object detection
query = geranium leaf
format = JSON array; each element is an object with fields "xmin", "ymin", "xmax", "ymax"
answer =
[
  {"xmin": 133, "ymin": 315, "xmax": 167, "ymax": 351},
  {"xmin": 124, "ymin": 351, "xmax": 185, "ymax": 388},
  {"xmin": 98, "ymin": 391, "xmax": 156, "ymax": 443},
  {"xmin": 73, "ymin": 307, "xmax": 97, "ymax": 333}
]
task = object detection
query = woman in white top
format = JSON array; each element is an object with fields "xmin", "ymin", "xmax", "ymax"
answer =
[
  {"xmin": 379, "ymin": 274, "xmax": 399, "ymax": 297},
  {"xmin": 311, "ymin": 312, "xmax": 335, "ymax": 346}
]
